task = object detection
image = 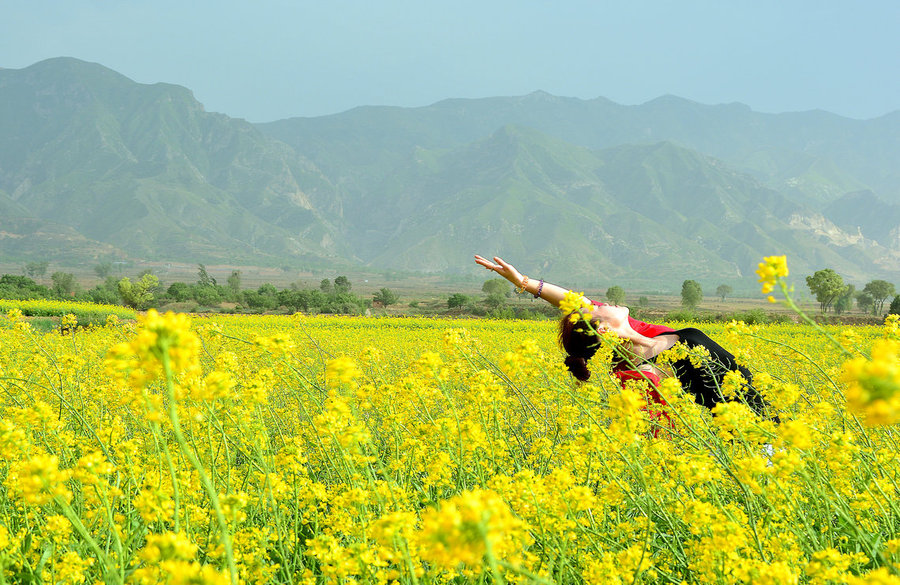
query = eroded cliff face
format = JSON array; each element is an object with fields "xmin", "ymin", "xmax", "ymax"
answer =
[
  {"xmin": 888, "ymin": 226, "xmax": 900, "ymax": 251},
  {"xmin": 788, "ymin": 212, "xmax": 900, "ymax": 272},
  {"xmin": 878, "ymin": 227, "xmax": 900, "ymax": 272},
  {"xmin": 788, "ymin": 213, "xmax": 870, "ymax": 247}
]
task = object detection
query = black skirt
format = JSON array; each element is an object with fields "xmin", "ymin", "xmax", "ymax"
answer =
[{"xmin": 656, "ymin": 327, "xmax": 770, "ymax": 417}]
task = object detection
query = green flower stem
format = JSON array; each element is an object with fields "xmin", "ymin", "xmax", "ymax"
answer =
[
  {"xmin": 160, "ymin": 430, "xmax": 183, "ymax": 533},
  {"xmin": 159, "ymin": 342, "xmax": 237, "ymax": 585},
  {"xmin": 93, "ymin": 484, "xmax": 126, "ymax": 583},
  {"xmin": 54, "ymin": 495, "xmax": 120, "ymax": 584}
]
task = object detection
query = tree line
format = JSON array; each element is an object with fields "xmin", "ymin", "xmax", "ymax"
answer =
[
  {"xmin": 577, "ymin": 275, "xmax": 899, "ymax": 317},
  {"xmin": 7, "ymin": 262, "xmax": 898, "ymax": 319},
  {"xmin": 805, "ymin": 270, "xmax": 898, "ymax": 315},
  {"xmin": 1, "ymin": 264, "xmax": 401, "ymax": 315}
]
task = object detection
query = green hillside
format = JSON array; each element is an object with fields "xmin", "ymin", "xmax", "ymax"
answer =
[
  {"xmin": 348, "ymin": 127, "xmax": 889, "ymax": 285},
  {"xmin": 1, "ymin": 58, "xmax": 897, "ymax": 287},
  {"xmin": 0, "ymin": 58, "xmax": 344, "ymax": 265},
  {"xmin": 259, "ymin": 92, "xmax": 900, "ymax": 204}
]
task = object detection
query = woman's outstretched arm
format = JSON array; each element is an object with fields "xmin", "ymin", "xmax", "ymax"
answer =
[{"xmin": 473, "ymin": 255, "xmax": 591, "ymax": 308}]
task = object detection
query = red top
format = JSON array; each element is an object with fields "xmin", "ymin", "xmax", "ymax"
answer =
[
  {"xmin": 590, "ymin": 302, "xmax": 676, "ymax": 435},
  {"xmin": 591, "ymin": 300, "xmax": 675, "ymax": 338}
]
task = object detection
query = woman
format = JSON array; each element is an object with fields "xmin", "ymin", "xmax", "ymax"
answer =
[{"xmin": 474, "ymin": 255, "xmax": 770, "ymax": 417}]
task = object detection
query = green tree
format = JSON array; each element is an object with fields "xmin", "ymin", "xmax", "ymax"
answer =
[
  {"xmin": 373, "ymin": 288, "xmax": 399, "ymax": 307},
  {"xmin": 197, "ymin": 264, "xmax": 216, "ymax": 287},
  {"xmin": 484, "ymin": 293, "xmax": 506, "ymax": 310},
  {"xmin": 24, "ymin": 261, "xmax": 49, "ymax": 279},
  {"xmin": 227, "ymin": 270, "xmax": 242, "ymax": 300},
  {"xmin": 51, "ymin": 272, "xmax": 79, "ymax": 298},
  {"xmin": 194, "ymin": 285, "xmax": 222, "ymax": 307},
  {"xmin": 118, "ymin": 274, "xmax": 159, "ymax": 309},
  {"xmin": 834, "ymin": 285, "xmax": 856, "ymax": 315},
  {"xmin": 716, "ymin": 284, "xmax": 733, "ymax": 302},
  {"xmin": 320, "ymin": 279, "xmax": 333, "ymax": 294},
  {"xmin": 94, "ymin": 262, "xmax": 113, "ymax": 279},
  {"xmin": 856, "ymin": 292, "xmax": 874, "ymax": 314},
  {"xmin": 447, "ymin": 293, "xmax": 470, "ymax": 309},
  {"xmin": 334, "ymin": 275, "xmax": 351, "ymax": 294},
  {"xmin": 0, "ymin": 275, "xmax": 52, "ymax": 300},
  {"xmin": 258, "ymin": 283, "xmax": 279, "ymax": 297},
  {"xmin": 245, "ymin": 283, "xmax": 279, "ymax": 311},
  {"xmin": 889, "ymin": 295, "xmax": 900, "ymax": 316},
  {"xmin": 863, "ymin": 280, "xmax": 896, "ymax": 315},
  {"xmin": 606, "ymin": 286, "xmax": 626, "ymax": 305},
  {"xmin": 806, "ymin": 269, "xmax": 846, "ymax": 314},
  {"xmin": 482, "ymin": 278, "xmax": 512, "ymax": 297},
  {"xmin": 681, "ymin": 280, "xmax": 703, "ymax": 310},
  {"xmin": 85, "ymin": 277, "xmax": 119, "ymax": 305},
  {"xmin": 167, "ymin": 282, "xmax": 192, "ymax": 302}
]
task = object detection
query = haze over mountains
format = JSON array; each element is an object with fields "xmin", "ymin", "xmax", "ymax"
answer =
[{"xmin": 1, "ymin": 57, "xmax": 898, "ymax": 288}]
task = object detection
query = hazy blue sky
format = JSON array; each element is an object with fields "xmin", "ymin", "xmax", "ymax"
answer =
[{"xmin": 3, "ymin": 1, "xmax": 898, "ymax": 122}]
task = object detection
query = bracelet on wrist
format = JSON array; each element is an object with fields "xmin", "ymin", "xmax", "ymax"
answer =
[
  {"xmin": 534, "ymin": 278, "xmax": 544, "ymax": 299},
  {"xmin": 516, "ymin": 275, "xmax": 529, "ymax": 294}
]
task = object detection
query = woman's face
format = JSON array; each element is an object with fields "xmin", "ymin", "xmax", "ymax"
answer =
[{"xmin": 590, "ymin": 303, "xmax": 630, "ymax": 332}]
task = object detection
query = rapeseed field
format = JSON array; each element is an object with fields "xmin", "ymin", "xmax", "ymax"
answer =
[{"xmin": 1, "ymin": 294, "xmax": 899, "ymax": 583}]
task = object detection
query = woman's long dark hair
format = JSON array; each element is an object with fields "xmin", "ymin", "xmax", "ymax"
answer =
[{"xmin": 559, "ymin": 313, "xmax": 601, "ymax": 382}]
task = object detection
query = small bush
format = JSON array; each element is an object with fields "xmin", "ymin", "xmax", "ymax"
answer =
[
  {"xmin": 447, "ymin": 293, "xmax": 470, "ymax": 309},
  {"xmin": 486, "ymin": 306, "xmax": 516, "ymax": 320},
  {"xmin": 665, "ymin": 309, "xmax": 699, "ymax": 323},
  {"xmin": 29, "ymin": 317, "xmax": 57, "ymax": 334}
]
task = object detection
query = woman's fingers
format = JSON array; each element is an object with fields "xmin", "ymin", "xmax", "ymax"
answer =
[
  {"xmin": 490, "ymin": 256, "xmax": 510, "ymax": 271},
  {"xmin": 475, "ymin": 255, "xmax": 519, "ymax": 279},
  {"xmin": 474, "ymin": 254, "xmax": 498, "ymax": 271},
  {"xmin": 493, "ymin": 257, "xmax": 517, "ymax": 276}
]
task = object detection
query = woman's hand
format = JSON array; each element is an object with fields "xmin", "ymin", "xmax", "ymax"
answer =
[
  {"xmin": 474, "ymin": 254, "xmax": 577, "ymax": 308},
  {"xmin": 474, "ymin": 255, "xmax": 524, "ymax": 286}
]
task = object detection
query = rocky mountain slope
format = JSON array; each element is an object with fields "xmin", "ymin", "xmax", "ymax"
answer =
[{"xmin": 1, "ymin": 57, "xmax": 897, "ymax": 286}]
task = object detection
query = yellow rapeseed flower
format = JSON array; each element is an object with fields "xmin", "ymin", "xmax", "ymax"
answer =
[
  {"xmin": 756, "ymin": 255, "xmax": 789, "ymax": 294},
  {"xmin": 7, "ymin": 453, "xmax": 72, "ymax": 505},
  {"xmin": 44, "ymin": 514, "xmax": 73, "ymax": 545},
  {"xmin": 72, "ymin": 450, "xmax": 115, "ymax": 487},
  {"xmin": 841, "ymin": 338, "xmax": 900, "ymax": 425},
  {"xmin": 104, "ymin": 309, "xmax": 200, "ymax": 387},
  {"xmin": 845, "ymin": 568, "xmax": 900, "ymax": 585},
  {"xmin": 607, "ymin": 384, "xmax": 649, "ymax": 437},
  {"xmin": 884, "ymin": 313, "xmax": 900, "ymax": 340},
  {"xmin": 138, "ymin": 531, "xmax": 198, "ymax": 562},
  {"xmin": 560, "ymin": 290, "xmax": 591, "ymax": 322},
  {"xmin": 417, "ymin": 488, "xmax": 527, "ymax": 571},
  {"xmin": 61, "ymin": 313, "xmax": 78, "ymax": 329},
  {"xmin": 805, "ymin": 548, "xmax": 867, "ymax": 584},
  {"xmin": 326, "ymin": 356, "xmax": 361, "ymax": 387},
  {"xmin": 55, "ymin": 551, "xmax": 95, "ymax": 584},
  {"xmin": 5, "ymin": 308, "xmax": 900, "ymax": 584},
  {"xmin": 133, "ymin": 487, "xmax": 175, "ymax": 524}
]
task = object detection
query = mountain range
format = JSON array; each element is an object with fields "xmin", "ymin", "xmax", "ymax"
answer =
[{"xmin": 1, "ymin": 57, "xmax": 898, "ymax": 288}]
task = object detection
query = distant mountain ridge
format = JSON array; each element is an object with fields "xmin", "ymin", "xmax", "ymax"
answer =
[
  {"xmin": 0, "ymin": 57, "xmax": 345, "ymax": 264},
  {"xmin": 0, "ymin": 57, "xmax": 897, "ymax": 287},
  {"xmin": 259, "ymin": 90, "xmax": 900, "ymax": 205}
]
